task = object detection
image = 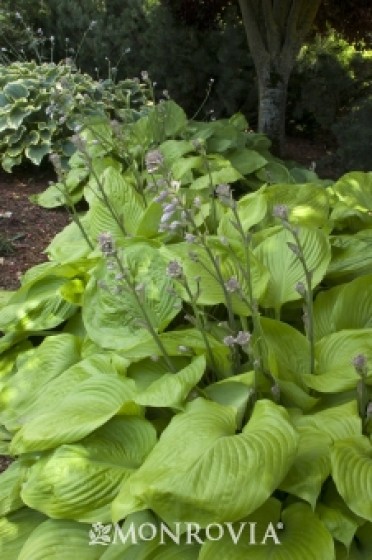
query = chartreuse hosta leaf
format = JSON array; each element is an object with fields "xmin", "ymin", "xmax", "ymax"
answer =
[
  {"xmin": 327, "ymin": 230, "xmax": 372, "ymax": 282},
  {"xmin": 124, "ymin": 328, "xmax": 233, "ymax": 379},
  {"xmin": 9, "ymin": 354, "xmax": 135, "ymax": 453},
  {"xmin": 331, "ymin": 436, "xmax": 372, "ymax": 522},
  {"xmin": 112, "ymin": 399, "xmax": 298, "ymax": 526},
  {"xmin": 0, "ymin": 508, "xmax": 46, "ymax": 560},
  {"xmin": 0, "ymin": 461, "xmax": 27, "ymax": 516},
  {"xmin": 314, "ymin": 275, "xmax": 372, "ymax": 340},
  {"xmin": 343, "ymin": 522, "xmax": 372, "ymax": 559},
  {"xmin": 83, "ymin": 243, "xmax": 181, "ymax": 351},
  {"xmin": 266, "ymin": 183, "xmax": 330, "ymax": 228},
  {"xmin": 16, "ymin": 519, "xmax": 102, "ymax": 560},
  {"xmin": 279, "ymin": 427, "xmax": 331, "ymax": 508},
  {"xmin": 254, "ymin": 225, "xmax": 331, "ymax": 310},
  {"xmin": 87, "ymin": 167, "xmax": 145, "ymax": 240},
  {"xmin": 199, "ymin": 501, "xmax": 334, "ymax": 559},
  {"xmin": 134, "ymin": 355, "xmax": 206, "ymax": 410},
  {"xmin": 0, "ymin": 334, "xmax": 81, "ymax": 425},
  {"xmin": 293, "ymin": 401, "xmax": 362, "ymax": 442},
  {"xmin": 46, "ymin": 215, "xmax": 93, "ymax": 264},
  {"xmin": 161, "ymin": 237, "xmax": 269, "ymax": 315},
  {"xmin": 21, "ymin": 416, "xmax": 157, "ymax": 522},
  {"xmin": 304, "ymin": 330, "xmax": 372, "ymax": 393},
  {"xmin": 316, "ymin": 481, "xmax": 365, "ymax": 550},
  {"xmin": 217, "ymin": 188, "xmax": 267, "ymax": 241},
  {"xmin": 331, "ymin": 172, "xmax": 372, "ymax": 230}
]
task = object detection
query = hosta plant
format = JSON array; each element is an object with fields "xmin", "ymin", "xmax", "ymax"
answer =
[
  {"xmin": 33, "ymin": 99, "xmax": 325, "ymax": 209},
  {"xmin": 0, "ymin": 61, "xmax": 149, "ymax": 172},
  {"xmin": 0, "ymin": 102, "xmax": 372, "ymax": 559}
]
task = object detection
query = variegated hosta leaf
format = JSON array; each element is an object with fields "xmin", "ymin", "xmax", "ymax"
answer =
[
  {"xmin": 17, "ymin": 519, "xmax": 102, "ymax": 560},
  {"xmin": 21, "ymin": 416, "xmax": 157, "ymax": 522},
  {"xmin": 331, "ymin": 436, "xmax": 372, "ymax": 522},
  {"xmin": 254, "ymin": 225, "xmax": 331, "ymax": 310},
  {"xmin": 304, "ymin": 330, "xmax": 372, "ymax": 393},
  {"xmin": 83, "ymin": 243, "xmax": 181, "ymax": 350},
  {"xmin": 199, "ymin": 501, "xmax": 334, "ymax": 560},
  {"xmin": 9, "ymin": 355, "xmax": 136, "ymax": 453},
  {"xmin": 0, "ymin": 508, "xmax": 46, "ymax": 559},
  {"xmin": 314, "ymin": 275, "xmax": 372, "ymax": 340},
  {"xmin": 112, "ymin": 399, "xmax": 298, "ymax": 526}
]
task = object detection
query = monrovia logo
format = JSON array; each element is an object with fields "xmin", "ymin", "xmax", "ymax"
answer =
[{"xmin": 89, "ymin": 521, "xmax": 283, "ymax": 546}]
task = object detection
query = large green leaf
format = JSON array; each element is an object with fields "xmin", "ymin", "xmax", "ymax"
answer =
[
  {"xmin": 254, "ymin": 226, "xmax": 331, "ymax": 310},
  {"xmin": 331, "ymin": 172, "xmax": 372, "ymax": 230},
  {"xmin": 226, "ymin": 148, "xmax": 267, "ymax": 175},
  {"xmin": 134, "ymin": 355, "xmax": 206, "ymax": 410},
  {"xmin": 17, "ymin": 519, "xmax": 102, "ymax": 560},
  {"xmin": 0, "ymin": 508, "xmax": 46, "ymax": 560},
  {"xmin": 0, "ymin": 268, "xmax": 79, "ymax": 332},
  {"xmin": 21, "ymin": 416, "xmax": 157, "ymax": 522},
  {"xmin": 46, "ymin": 217, "xmax": 93, "ymax": 264},
  {"xmin": 0, "ymin": 461, "xmax": 27, "ymax": 516},
  {"xmin": 9, "ymin": 355, "xmax": 135, "ymax": 452},
  {"xmin": 279, "ymin": 427, "xmax": 331, "ymax": 507},
  {"xmin": 3, "ymin": 82, "xmax": 29, "ymax": 100},
  {"xmin": 217, "ymin": 188, "xmax": 267, "ymax": 241},
  {"xmin": 161, "ymin": 237, "xmax": 269, "ymax": 314},
  {"xmin": 112, "ymin": 399, "xmax": 298, "ymax": 526},
  {"xmin": 327, "ymin": 230, "xmax": 372, "ymax": 282},
  {"xmin": 83, "ymin": 244, "xmax": 181, "ymax": 350},
  {"xmin": 199, "ymin": 501, "xmax": 334, "ymax": 559},
  {"xmin": 331, "ymin": 436, "xmax": 372, "ymax": 522},
  {"xmin": 293, "ymin": 401, "xmax": 362, "ymax": 442},
  {"xmin": 304, "ymin": 330, "xmax": 372, "ymax": 393},
  {"xmin": 0, "ymin": 334, "xmax": 81, "ymax": 428},
  {"xmin": 266, "ymin": 183, "xmax": 330, "ymax": 228},
  {"xmin": 87, "ymin": 167, "xmax": 145, "ymax": 239}
]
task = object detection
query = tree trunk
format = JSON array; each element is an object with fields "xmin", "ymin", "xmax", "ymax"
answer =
[{"xmin": 258, "ymin": 71, "xmax": 288, "ymax": 155}]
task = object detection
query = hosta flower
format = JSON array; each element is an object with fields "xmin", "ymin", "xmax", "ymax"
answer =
[
  {"xmin": 185, "ymin": 233, "xmax": 197, "ymax": 243},
  {"xmin": 273, "ymin": 204, "xmax": 289, "ymax": 220},
  {"xmin": 215, "ymin": 183, "xmax": 231, "ymax": 199},
  {"xmin": 145, "ymin": 149, "xmax": 163, "ymax": 174},
  {"xmin": 166, "ymin": 260, "xmax": 183, "ymax": 279},
  {"xmin": 295, "ymin": 281, "xmax": 306, "ymax": 296},
  {"xmin": 98, "ymin": 232, "xmax": 115, "ymax": 256},
  {"xmin": 235, "ymin": 331, "xmax": 251, "ymax": 346},
  {"xmin": 224, "ymin": 277, "xmax": 240, "ymax": 293},
  {"xmin": 352, "ymin": 354, "xmax": 367, "ymax": 375},
  {"xmin": 223, "ymin": 335, "xmax": 236, "ymax": 347}
]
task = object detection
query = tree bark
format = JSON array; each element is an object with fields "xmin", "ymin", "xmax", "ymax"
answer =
[
  {"xmin": 238, "ymin": 0, "xmax": 322, "ymax": 155},
  {"xmin": 258, "ymin": 71, "xmax": 288, "ymax": 154}
]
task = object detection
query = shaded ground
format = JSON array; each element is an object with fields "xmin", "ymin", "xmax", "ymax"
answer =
[{"xmin": 0, "ymin": 167, "xmax": 69, "ymax": 291}]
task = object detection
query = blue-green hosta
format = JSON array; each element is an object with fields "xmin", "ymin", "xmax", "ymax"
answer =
[
  {"xmin": 0, "ymin": 61, "xmax": 148, "ymax": 172},
  {"xmin": 1, "ymin": 105, "xmax": 372, "ymax": 558}
]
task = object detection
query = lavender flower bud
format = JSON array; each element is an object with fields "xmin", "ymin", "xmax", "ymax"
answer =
[
  {"xmin": 273, "ymin": 204, "xmax": 289, "ymax": 221},
  {"xmin": 224, "ymin": 277, "xmax": 240, "ymax": 293},
  {"xmin": 352, "ymin": 354, "xmax": 368, "ymax": 376},
  {"xmin": 145, "ymin": 149, "xmax": 163, "ymax": 174},
  {"xmin": 154, "ymin": 190, "xmax": 169, "ymax": 203},
  {"xmin": 223, "ymin": 335, "xmax": 236, "ymax": 347},
  {"xmin": 215, "ymin": 183, "xmax": 231, "ymax": 199},
  {"xmin": 235, "ymin": 331, "xmax": 251, "ymax": 346},
  {"xmin": 185, "ymin": 233, "xmax": 196, "ymax": 243},
  {"xmin": 98, "ymin": 232, "xmax": 115, "ymax": 256},
  {"xmin": 166, "ymin": 260, "xmax": 183, "ymax": 279},
  {"xmin": 295, "ymin": 281, "xmax": 306, "ymax": 296}
]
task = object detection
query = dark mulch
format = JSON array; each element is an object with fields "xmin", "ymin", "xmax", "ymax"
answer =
[{"xmin": 0, "ymin": 167, "xmax": 70, "ymax": 291}]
